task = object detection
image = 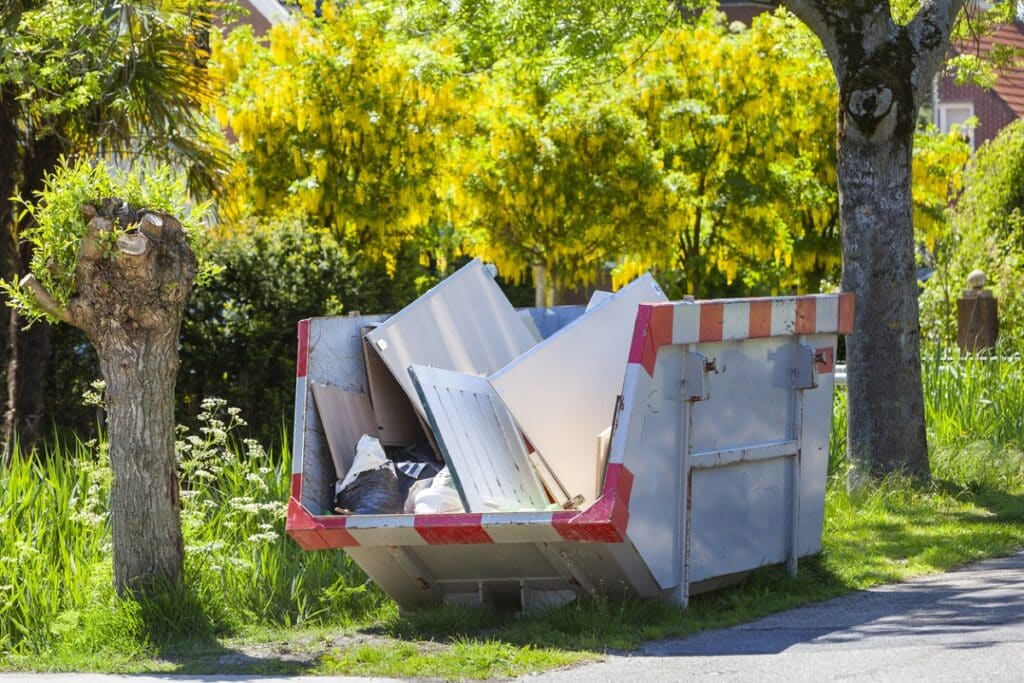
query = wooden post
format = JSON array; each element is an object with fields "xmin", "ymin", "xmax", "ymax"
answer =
[{"xmin": 957, "ymin": 269, "xmax": 998, "ymax": 354}]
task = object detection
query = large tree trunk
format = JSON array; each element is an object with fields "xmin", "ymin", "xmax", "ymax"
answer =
[
  {"xmin": 99, "ymin": 322, "xmax": 184, "ymax": 593},
  {"xmin": 22, "ymin": 203, "xmax": 196, "ymax": 594},
  {"xmin": 779, "ymin": 0, "xmax": 964, "ymax": 481},
  {"xmin": 837, "ymin": 95, "xmax": 929, "ymax": 479}
]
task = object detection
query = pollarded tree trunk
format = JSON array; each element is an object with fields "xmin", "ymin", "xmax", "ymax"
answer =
[
  {"xmin": 22, "ymin": 202, "xmax": 196, "ymax": 594},
  {"xmin": 780, "ymin": 0, "xmax": 965, "ymax": 480}
]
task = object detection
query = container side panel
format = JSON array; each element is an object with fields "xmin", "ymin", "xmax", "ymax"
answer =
[
  {"xmin": 797, "ymin": 334, "xmax": 836, "ymax": 555},
  {"xmin": 688, "ymin": 457, "xmax": 793, "ymax": 582},
  {"xmin": 688, "ymin": 339, "xmax": 793, "ymax": 452},
  {"xmin": 614, "ymin": 352, "xmax": 683, "ymax": 590},
  {"xmin": 299, "ymin": 316, "xmax": 387, "ymax": 514}
]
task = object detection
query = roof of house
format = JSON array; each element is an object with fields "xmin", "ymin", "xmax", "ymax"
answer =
[{"xmin": 954, "ymin": 21, "xmax": 1024, "ymax": 118}]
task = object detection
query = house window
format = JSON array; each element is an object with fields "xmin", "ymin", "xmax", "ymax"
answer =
[{"xmin": 937, "ymin": 102, "xmax": 975, "ymax": 150}]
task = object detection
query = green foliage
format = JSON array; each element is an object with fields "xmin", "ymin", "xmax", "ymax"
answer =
[
  {"xmin": 0, "ymin": 403, "xmax": 387, "ymax": 656},
  {"xmin": 0, "ymin": 0, "xmax": 229, "ymax": 197},
  {"xmin": 177, "ymin": 214, "xmax": 429, "ymax": 442},
  {"xmin": 920, "ymin": 120, "xmax": 1024, "ymax": 347},
  {"xmin": 2, "ymin": 158, "xmax": 207, "ymax": 325},
  {"xmin": 958, "ymin": 118, "xmax": 1024, "ymax": 241}
]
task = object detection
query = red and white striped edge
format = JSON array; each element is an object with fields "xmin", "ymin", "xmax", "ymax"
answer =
[
  {"xmin": 286, "ymin": 294, "xmax": 852, "ymax": 551},
  {"xmin": 285, "ymin": 463, "xmax": 634, "ymax": 551},
  {"xmin": 628, "ymin": 293, "xmax": 854, "ymax": 377}
]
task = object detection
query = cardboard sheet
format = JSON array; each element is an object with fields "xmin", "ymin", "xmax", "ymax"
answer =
[
  {"xmin": 360, "ymin": 327, "xmax": 428, "ymax": 446},
  {"xmin": 310, "ymin": 383, "xmax": 378, "ymax": 480}
]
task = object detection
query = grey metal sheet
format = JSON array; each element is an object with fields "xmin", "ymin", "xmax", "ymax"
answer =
[
  {"xmin": 490, "ymin": 274, "xmax": 668, "ymax": 503},
  {"xmin": 521, "ymin": 305, "xmax": 587, "ymax": 339},
  {"xmin": 409, "ymin": 365, "xmax": 549, "ymax": 513},
  {"xmin": 365, "ymin": 260, "xmax": 536, "ymax": 417}
]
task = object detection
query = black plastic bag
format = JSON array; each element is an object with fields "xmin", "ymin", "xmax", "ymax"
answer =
[
  {"xmin": 394, "ymin": 461, "xmax": 442, "ymax": 500},
  {"xmin": 335, "ymin": 466, "xmax": 403, "ymax": 515}
]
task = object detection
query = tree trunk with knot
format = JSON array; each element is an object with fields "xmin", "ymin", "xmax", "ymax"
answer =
[{"xmin": 22, "ymin": 202, "xmax": 196, "ymax": 594}]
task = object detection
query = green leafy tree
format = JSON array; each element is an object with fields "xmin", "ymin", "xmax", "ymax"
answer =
[{"xmin": 0, "ymin": 0, "xmax": 227, "ymax": 457}]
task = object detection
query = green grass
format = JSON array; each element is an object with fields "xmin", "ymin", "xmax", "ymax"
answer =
[{"xmin": 2, "ymin": 358, "xmax": 1024, "ymax": 679}]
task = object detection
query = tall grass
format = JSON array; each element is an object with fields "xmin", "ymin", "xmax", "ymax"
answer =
[
  {"xmin": 829, "ymin": 347, "xmax": 1024, "ymax": 489},
  {"xmin": 4, "ymin": 351, "xmax": 1024, "ymax": 672},
  {"xmin": 0, "ymin": 400, "xmax": 388, "ymax": 658}
]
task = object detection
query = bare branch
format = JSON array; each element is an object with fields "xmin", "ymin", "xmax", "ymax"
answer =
[
  {"xmin": 19, "ymin": 274, "xmax": 70, "ymax": 324},
  {"xmin": 908, "ymin": 0, "xmax": 967, "ymax": 103}
]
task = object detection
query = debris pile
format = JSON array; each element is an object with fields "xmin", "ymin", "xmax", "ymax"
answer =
[{"xmin": 314, "ymin": 259, "xmax": 666, "ymax": 515}]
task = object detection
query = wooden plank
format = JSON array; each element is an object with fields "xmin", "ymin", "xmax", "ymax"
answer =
[
  {"xmin": 489, "ymin": 274, "xmax": 668, "ymax": 504},
  {"xmin": 409, "ymin": 365, "xmax": 549, "ymax": 513},
  {"xmin": 364, "ymin": 260, "xmax": 536, "ymax": 417},
  {"xmin": 310, "ymin": 383, "xmax": 378, "ymax": 480}
]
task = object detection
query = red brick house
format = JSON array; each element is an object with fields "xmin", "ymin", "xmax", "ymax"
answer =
[{"xmin": 935, "ymin": 20, "xmax": 1024, "ymax": 149}]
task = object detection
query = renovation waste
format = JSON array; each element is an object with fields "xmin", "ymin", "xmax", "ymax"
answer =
[{"xmin": 317, "ymin": 259, "xmax": 666, "ymax": 516}]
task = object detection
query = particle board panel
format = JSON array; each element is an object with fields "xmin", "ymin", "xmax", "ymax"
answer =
[
  {"xmin": 489, "ymin": 274, "xmax": 668, "ymax": 504},
  {"xmin": 310, "ymin": 383, "xmax": 378, "ymax": 480},
  {"xmin": 409, "ymin": 365, "xmax": 549, "ymax": 513},
  {"xmin": 360, "ymin": 327, "xmax": 429, "ymax": 446},
  {"xmin": 364, "ymin": 259, "xmax": 536, "ymax": 417}
]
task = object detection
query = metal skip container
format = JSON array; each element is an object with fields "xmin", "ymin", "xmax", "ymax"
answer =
[{"xmin": 286, "ymin": 293, "xmax": 854, "ymax": 610}]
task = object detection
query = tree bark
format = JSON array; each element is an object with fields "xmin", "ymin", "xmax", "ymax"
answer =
[
  {"xmin": 22, "ymin": 204, "xmax": 197, "ymax": 594},
  {"xmin": 0, "ymin": 91, "xmax": 20, "ymax": 465},
  {"xmin": 780, "ymin": 0, "xmax": 964, "ymax": 481},
  {"xmin": 838, "ymin": 102, "xmax": 929, "ymax": 480},
  {"xmin": 99, "ymin": 322, "xmax": 184, "ymax": 594}
]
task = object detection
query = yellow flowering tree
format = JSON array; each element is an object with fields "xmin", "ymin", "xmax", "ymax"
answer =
[
  {"xmin": 613, "ymin": 12, "xmax": 840, "ymax": 296},
  {"xmin": 458, "ymin": 77, "xmax": 664, "ymax": 304},
  {"xmin": 210, "ymin": 1, "xmax": 465, "ymax": 267}
]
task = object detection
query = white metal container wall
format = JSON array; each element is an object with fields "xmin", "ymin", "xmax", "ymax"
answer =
[{"xmin": 287, "ymin": 294, "xmax": 853, "ymax": 610}]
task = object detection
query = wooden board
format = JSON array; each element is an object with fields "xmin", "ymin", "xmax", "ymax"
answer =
[
  {"xmin": 409, "ymin": 364, "xmax": 549, "ymax": 513},
  {"xmin": 364, "ymin": 259, "xmax": 536, "ymax": 417},
  {"xmin": 310, "ymin": 383, "xmax": 378, "ymax": 480},
  {"xmin": 489, "ymin": 274, "xmax": 668, "ymax": 503}
]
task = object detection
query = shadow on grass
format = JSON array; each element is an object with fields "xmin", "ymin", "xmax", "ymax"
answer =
[
  {"xmin": 370, "ymin": 556, "xmax": 859, "ymax": 655},
  {"xmin": 55, "ymin": 582, "xmax": 323, "ymax": 676},
  {"xmin": 365, "ymin": 478, "xmax": 1024, "ymax": 659}
]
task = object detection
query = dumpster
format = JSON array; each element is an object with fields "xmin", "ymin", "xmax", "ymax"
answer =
[{"xmin": 286, "ymin": 291, "xmax": 853, "ymax": 610}]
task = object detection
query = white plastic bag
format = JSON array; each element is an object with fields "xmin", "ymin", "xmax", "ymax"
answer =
[
  {"xmin": 413, "ymin": 466, "xmax": 465, "ymax": 514},
  {"xmin": 337, "ymin": 435, "xmax": 392, "ymax": 493}
]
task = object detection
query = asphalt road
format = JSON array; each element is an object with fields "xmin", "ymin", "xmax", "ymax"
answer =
[
  {"xmin": 534, "ymin": 550, "xmax": 1024, "ymax": 682},
  {"xmin": 3, "ymin": 551, "xmax": 1024, "ymax": 682}
]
